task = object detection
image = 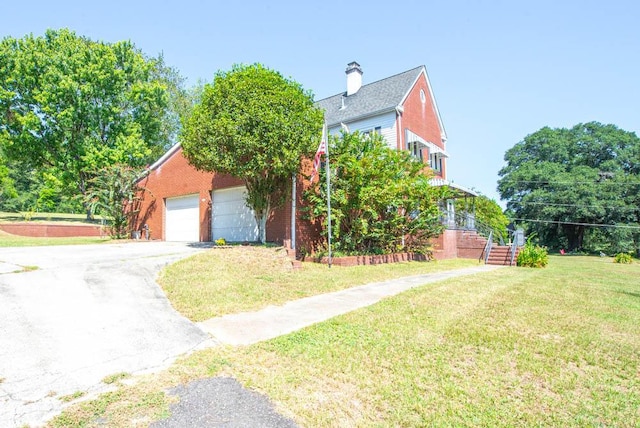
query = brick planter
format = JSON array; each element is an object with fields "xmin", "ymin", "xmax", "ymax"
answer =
[{"xmin": 315, "ymin": 252, "xmax": 431, "ymax": 267}]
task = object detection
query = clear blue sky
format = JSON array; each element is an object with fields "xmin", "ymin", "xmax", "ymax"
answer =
[{"xmin": 2, "ymin": 0, "xmax": 639, "ymax": 205}]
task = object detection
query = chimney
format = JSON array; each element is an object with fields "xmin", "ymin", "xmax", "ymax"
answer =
[{"xmin": 346, "ymin": 61, "xmax": 363, "ymax": 96}]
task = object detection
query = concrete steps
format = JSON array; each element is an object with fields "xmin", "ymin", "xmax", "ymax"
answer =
[
  {"xmin": 486, "ymin": 245, "xmax": 519, "ymax": 266},
  {"xmin": 456, "ymin": 230, "xmax": 519, "ymax": 266},
  {"xmin": 284, "ymin": 246, "xmax": 302, "ymax": 270}
]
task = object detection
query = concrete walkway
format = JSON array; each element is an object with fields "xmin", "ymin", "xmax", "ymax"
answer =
[{"xmin": 198, "ymin": 264, "xmax": 504, "ymax": 345}]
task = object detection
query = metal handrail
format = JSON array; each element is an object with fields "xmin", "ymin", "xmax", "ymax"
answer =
[
  {"xmin": 483, "ymin": 230, "xmax": 493, "ymax": 264},
  {"xmin": 448, "ymin": 211, "xmax": 505, "ymax": 246},
  {"xmin": 509, "ymin": 238, "xmax": 518, "ymax": 266}
]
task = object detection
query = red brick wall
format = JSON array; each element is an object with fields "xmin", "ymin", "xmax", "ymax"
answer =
[
  {"xmin": 400, "ymin": 72, "xmax": 447, "ymax": 179},
  {"xmin": 429, "ymin": 229, "xmax": 458, "ymax": 260},
  {"xmin": 136, "ymin": 146, "xmax": 322, "ymax": 248},
  {"xmin": 0, "ymin": 223, "xmax": 103, "ymax": 237},
  {"xmin": 456, "ymin": 230, "xmax": 486, "ymax": 260},
  {"xmin": 136, "ymin": 146, "xmax": 245, "ymax": 241},
  {"xmin": 267, "ymin": 158, "xmax": 323, "ymax": 254}
]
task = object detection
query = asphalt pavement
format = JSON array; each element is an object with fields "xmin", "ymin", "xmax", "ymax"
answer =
[{"xmin": 0, "ymin": 242, "xmax": 212, "ymax": 427}]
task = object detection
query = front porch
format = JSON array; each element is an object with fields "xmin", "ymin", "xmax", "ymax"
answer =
[{"xmin": 429, "ymin": 179, "xmax": 522, "ymax": 266}]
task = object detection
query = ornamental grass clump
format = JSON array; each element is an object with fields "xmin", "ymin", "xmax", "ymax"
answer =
[
  {"xmin": 516, "ymin": 236, "xmax": 549, "ymax": 268},
  {"xmin": 613, "ymin": 252, "xmax": 633, "ymax": 264}
]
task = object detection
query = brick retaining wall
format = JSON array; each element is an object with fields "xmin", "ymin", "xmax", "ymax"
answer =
[{"xmin": 0, "ymin": 223, "xmax": 103, "ymax": 238}]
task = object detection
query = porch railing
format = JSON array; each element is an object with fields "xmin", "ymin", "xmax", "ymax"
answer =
[
  {"xmin": 446, "ymin": 211, "xmax": 505, "ymax": 246},
  {"xmin": 483, "ymin": 230, "xmax": 493, "ymax": 264}
]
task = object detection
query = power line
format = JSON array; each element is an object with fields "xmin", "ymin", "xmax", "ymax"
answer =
[
  {"xmin": 512, "ymin": 218, "xmax": 640, "ymax": 230},
  {"xmin": 515, "ymin": 201, "xmax": 635, "ymax": 210},
  {"xmin": 500, "ymin": 180, "xmax": 640, "ymax": 186}
]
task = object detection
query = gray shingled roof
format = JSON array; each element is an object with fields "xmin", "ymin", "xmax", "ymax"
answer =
[{"xmin": 315, "ymin": 66, "xmax": 424, "ymax": 126}]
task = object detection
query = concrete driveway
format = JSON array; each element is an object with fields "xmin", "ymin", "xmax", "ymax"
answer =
[{"xmin": 0, "ymin": 241, "xmax": 212, "ymax": 427}]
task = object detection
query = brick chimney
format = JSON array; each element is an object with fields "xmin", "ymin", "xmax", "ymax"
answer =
[{"xmin": 346, "ymin": 61, "xmax": 363, "ymax": 96}]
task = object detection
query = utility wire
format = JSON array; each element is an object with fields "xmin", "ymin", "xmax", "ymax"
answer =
[
  {"xmin": 500, "ymin": 180, "xmax": 640, "ymax": 186},
  {"xmin": 515, "ymin": 201, "xmax": 635, "ymax": 210},
  {"xmin": 512, "ymin": 218, "xmax": 640, "ymax": 230}
]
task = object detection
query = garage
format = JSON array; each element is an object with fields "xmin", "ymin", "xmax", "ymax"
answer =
[
  {"xmin": 165, "ymin": 194, "xmax": 200, "ymax": 241},
  {"xmin": 212, "ymin": 187, "xmax": 259, "ymax": 242}
]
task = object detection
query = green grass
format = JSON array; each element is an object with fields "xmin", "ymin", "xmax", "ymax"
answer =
[
  {"xmin": 59, "ymin": 391, "xmax": 86, "ymax": 403},
  {"xmin": 157, "ymin": 246, "xmax": 480, "ymax": 320},
  {"xmin": 102, "ymin": 372, "xmax": 131, "ymax": 385},
  {"xmin": 49, "ymin": 254, "xmax": 640, "ymax": 427}
]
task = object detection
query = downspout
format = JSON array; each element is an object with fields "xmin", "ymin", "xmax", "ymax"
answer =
[
  {"xmin": 291, "ymin": 174, "xmax": 296, "ymax": 250},
  {"xmin": 395, "ymin": 105, "xmax": 404, "ymax": 150}
]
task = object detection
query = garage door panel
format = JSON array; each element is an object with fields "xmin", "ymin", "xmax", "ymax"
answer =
[
  {"xmin": 166, "ymin": 195, "xmax": 200, "ymax": 242},
  {"xmin": 212, "ymin": 187, "xmax": 259, "ymax": 242}
]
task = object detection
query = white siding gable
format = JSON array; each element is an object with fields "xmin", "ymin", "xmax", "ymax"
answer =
[{"xmin": 328, "ymin": 111, "xmax": 397, "ymax": 150}]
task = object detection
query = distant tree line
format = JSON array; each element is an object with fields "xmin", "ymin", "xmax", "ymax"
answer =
[{"xmin": 499, "ymin": 122, "xmax": 640, "ymax": 256}]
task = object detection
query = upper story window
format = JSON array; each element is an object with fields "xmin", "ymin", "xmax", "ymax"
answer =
[
  {"xmin": 408, "ymin": 141, "xmax": 423, "ymax": 161},
  {"xmin": 362, "ymin": 126, "xmax": 382, "ymax": 137},
  {"xmin": 420, "ymin": 89, "xmax": 426, "ymax": 104},
  {"xmin": 430, "ymin": 152, "xmax": 443, "ymax": 174}
]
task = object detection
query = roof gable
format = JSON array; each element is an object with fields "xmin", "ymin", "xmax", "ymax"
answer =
[
  {"xmin": 315, "ymin": 66, "xmax": 424, "ymax": 126},
  {"xmin": 147, "ymin": 142, "xmax": 182, "ymax": 172}
]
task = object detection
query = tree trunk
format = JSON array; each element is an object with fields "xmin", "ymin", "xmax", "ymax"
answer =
[
  {"xmin": 563, "ymin": 224, "xmax": 585, "ymax": 251},
  {"xmin": 78, "ymin": 175, "xmax": 93, "ymax": 221},
  {"xmin": 258, "ymin": 213, "xmax": 268, "ymax": 243}
]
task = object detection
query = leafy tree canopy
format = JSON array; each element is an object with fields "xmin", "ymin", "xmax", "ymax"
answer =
[
  {"xmin": 305, "ymin": 131, "xmax": 448, "ymax": 255},
  {"xmin": 181, "ymin": 63, "xmax": 324, "ymax": 242},
  {"xmin": 498, "ymin": 122, "xmax": 640, "ymax": 253},
  {"xmin": 0, "ymin": 29, "xmax": 185, "ymax": 214}
]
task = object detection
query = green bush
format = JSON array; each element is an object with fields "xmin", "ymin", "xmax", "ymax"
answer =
[
  {"xmin": 613, "ymin": 252, "xmax": 633, "ymax": 264},
  {"xmin": 215, "ymin": 238, "xmax": 227, "ymax": 246},
  {"xmin": 517, "ymin": 237, "xmax": 549, "ymax": 268}
]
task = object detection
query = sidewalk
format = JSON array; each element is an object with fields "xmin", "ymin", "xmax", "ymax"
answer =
[{"xmin": 198, "ymin": 264, "xmax": 504, "ymax": 345}]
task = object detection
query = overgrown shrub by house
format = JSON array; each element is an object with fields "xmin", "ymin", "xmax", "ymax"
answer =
[
  {"xmin": 304, "ymin": 131, "xmax": 449, "ymax": 255},
  {"xmin": 517, "ymin": 237, "xmax": 549, "ymax": 268}
]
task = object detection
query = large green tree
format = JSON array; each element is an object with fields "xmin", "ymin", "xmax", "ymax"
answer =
[
  {"xmin": 181, "ymin": 63, "xmax": 324, "ymax": 242},
  {"xmin": 498, "ymin": 122, "xmax": 640, "ymax": 253},
  {"xmin": 0, "ymin": 29, "xmax": 180, "ymax": 216},
  {"xmin": 305, "ymin": 131, "xmax": 447, "ymax": 255}
]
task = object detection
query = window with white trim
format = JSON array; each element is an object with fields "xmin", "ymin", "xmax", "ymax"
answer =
[
  {"xmin": 430, "ymin": 152, "xmax": 442, "ymax": 174},
  {"xmin": 362, "ymin": 126, "xmax": 382, "ymax": 137},
  {"xmin": 408, "ymin": 141, "xmax": 423, "ymax": 161}
]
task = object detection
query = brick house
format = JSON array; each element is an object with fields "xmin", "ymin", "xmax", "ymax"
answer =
[
  {"xmin": 316, "ymin": 62, "xmax": 449, "ymax": 181},
  {"xmin": 135, "ymin": 62, "xmax": 475, "ymax": 258}
]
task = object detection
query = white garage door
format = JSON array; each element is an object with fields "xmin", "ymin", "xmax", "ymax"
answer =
[
  {"xmin": 212, "ymin": 187, "xmax": 259, "ymax": 242},
  {"xmin": 165, "ymin": 194, "xmax": 200, "ymax": 241}
]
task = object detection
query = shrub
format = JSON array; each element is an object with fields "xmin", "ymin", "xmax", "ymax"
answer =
[
  {"xmin": 613, "ymin": 252, "xmax": 633, "ymax": 264},
  {"xmin": 215, "ymin": 238, "xmax": 227, "ymax": 246},
  {"xmin": 517, "ymin": 237, "xmax": 549, "ymax": 268}
]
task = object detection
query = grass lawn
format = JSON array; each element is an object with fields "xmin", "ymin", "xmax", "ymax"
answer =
[
  {"xmin": 49, "ymin": 253, "xmax": 640, "ymax": 427},
  {"xmin": 157, "ymin": 246, "xmax": 480, "ymax": 320}
]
